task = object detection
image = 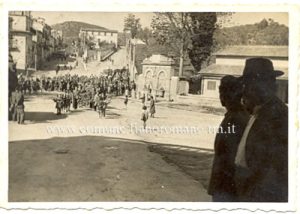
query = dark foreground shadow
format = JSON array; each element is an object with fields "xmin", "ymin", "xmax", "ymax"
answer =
[
  {"xmin": 9, "ymin": 136, "xmax": 212, "ymax": 202},
  {"xmin": 148, "ymin": 144, "xmax": 214, "ymax": 190},
  {"xmin": 25, "ymin": 112, "xmax": 67, "ymax": 123},
  {"xmin": 105, "ymin": 112, "xmax": 121, "ymax": 119}
]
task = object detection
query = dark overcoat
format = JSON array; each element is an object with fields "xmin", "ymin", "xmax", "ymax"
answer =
[
  {"xmin": 208, "ymin": 105, "xmax": 249, "ymax": 199},
  {"xmin": 235, "ymin": 96, "xmax": 288, "ymax": 202}
]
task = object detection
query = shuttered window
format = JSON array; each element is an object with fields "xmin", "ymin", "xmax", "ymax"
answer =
[{"xmin": 207, "ymin": 81, "xmax": 216, "ymax": 90}]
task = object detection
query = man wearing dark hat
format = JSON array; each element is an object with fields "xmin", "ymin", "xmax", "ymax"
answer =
[{"xmin": 235, "ymin": 57, "xmax": 288, "ymax": 202}]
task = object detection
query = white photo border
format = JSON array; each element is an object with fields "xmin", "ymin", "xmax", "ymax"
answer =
[{"xmin": 0, "ymin": 0, "xmax": 299, "ymax": 213}]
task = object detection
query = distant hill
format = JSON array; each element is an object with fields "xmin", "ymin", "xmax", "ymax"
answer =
[
  {"xmin": 214, "ymin": 19, "xmax": 288, "ymax": 48},
  {"xmin": 51, "ymin": 21, "xmax": 110, "ymax": 47}
]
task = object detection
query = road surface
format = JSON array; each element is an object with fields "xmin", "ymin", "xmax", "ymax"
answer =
[{"xmin": 9, "ymin": 92, "xmax": 222, "ymax": 202}]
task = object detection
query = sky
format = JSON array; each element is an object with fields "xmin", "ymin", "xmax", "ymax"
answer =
[{"xmin": 30, "ymin": 12, "xmax": 288, "ymax": 32}]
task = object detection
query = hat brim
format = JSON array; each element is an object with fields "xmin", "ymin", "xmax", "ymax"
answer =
[
  {"xmin": 273, "ymin": 70, "xmax": 284, "ymax": 77},
  {"xmin": 238, "ymin": 70, "xmax": 284, "ymax": 82}
]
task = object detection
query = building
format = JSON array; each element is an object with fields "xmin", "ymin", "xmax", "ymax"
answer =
[
  {"xmin": 79, "ymin": 28, "xmax": 118, "ymax": 47},
  {"xmin": 51, "ymin": 29, "xmax": 63, "ymax": 49},
  {"xmin": 42, "ymin": 23, "xmax": 53, "ymax": 60},
  {"xmin": 9, "ymin": 17, "xmax": 13, "ymax": 51},
  {"xmin": 9, "ymin": 12, "xmax": 57, "ymax": 72},
  {"xmin": 31, "ymin": 18, "xmax": 44, "ymax": 69},
  {"xmin": 136, "ymin": 54, "xmax": 191, "ymax": 101},
  {"xmin": 198, "ymin": 45, "xmax": 288, "ymax": 103},
  {"xmin": 9, "ymin": 11, "xmax": 35, "ymax": 71},
  {"xmin": 31, "ymin": 17, "xmax": 60, "ymax": 70}
]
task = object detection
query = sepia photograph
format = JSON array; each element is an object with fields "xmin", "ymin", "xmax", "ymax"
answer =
[
  {"xmin": 1, "ymin": 1, "xmax": 299, "ymax": 212},
  {"xmin": 7, "ymin": 10, "xmax": 290, "ymax": 203}
]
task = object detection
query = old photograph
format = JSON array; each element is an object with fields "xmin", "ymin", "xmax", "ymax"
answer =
[{"xmin": 7, "ymin": 10, "xmax": 290, "ymax": 204}]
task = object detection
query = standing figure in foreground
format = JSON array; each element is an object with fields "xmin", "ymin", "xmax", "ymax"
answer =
[
  {"xmin": 141, "ymin": 105, "xmax": 149, "ymax": 129},
  {"xmin": 208, "ymin": 75, "xmax": 249, "ymax": 202},
  {"xmin": 10, "ymin": 86, "xmax": 25, "ymax": 124},
  {"xmin": 234, "ymin": 58, "xmax": 288, "ymax": 202},
  {"xmin": 149, "ymin": 96, "xmax": 156, "ymax": 118},
  {"xmin": 65, "ymin": 91, "xmax": 72, "ymax": 113},
  {"xmin": 53, "ymin": 94, "xmax": 63, "ymax": 115},
  {"xmin": 72, "ymin": 87, "xmax": 78, "ymax": 110},
  {"xmin": 124, "ymin": 95, "xmax": 128, "ymax": 109}
]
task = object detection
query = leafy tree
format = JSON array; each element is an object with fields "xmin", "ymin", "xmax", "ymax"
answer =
[
  {"xmin": 188, "ymin": 13, "xmax": 218, "ymax": 71},
  {"xmin": 151, "ymin": 13, "xmax": 193, "ymax": 76},
  {"xmin": 256, "ymin": 18, "xmax": 268, "ymax": 30},
  {"xmin": 137, "ymin": 27, "xmax": 152, "ymax": 45},
  {"xmin": 151, "ymin": 12, "xmax": 223, "ymax": 74},
  {"xmin": 124, "ymin": 13, "xmax": 142, "ymax": 39}
]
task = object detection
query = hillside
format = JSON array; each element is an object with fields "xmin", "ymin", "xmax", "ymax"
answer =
[
  {"xmin": 51, "ymin": 21, "xmax": 109, "ymax": 46},
  {"xmin": 213, "ymin": 19, "xmax": 288, "ymax": 48}
]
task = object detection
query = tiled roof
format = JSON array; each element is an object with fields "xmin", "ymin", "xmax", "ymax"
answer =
[
  {"xmin": 142, "ymin": 54, "xmax": 175, "ymax": 65},
  {"xmin": 198, "ymin": 64, "xmax": 288, "ymax": 79},
  {"xmin": 215, "ymin": 46, "xmax": 288, "ymax": 58},
  {"xmin": 80, "ymin": 28, "xmax": 118, "ymax": 33}
]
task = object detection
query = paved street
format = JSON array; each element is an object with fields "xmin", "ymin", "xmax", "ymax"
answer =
[
  {"xmin": 34, "ymin": 47, "xmax": 127, "ymax": 78},
  {"xmin": 9, "ymin": 92, "xmax": 222, "ymax": 201}
]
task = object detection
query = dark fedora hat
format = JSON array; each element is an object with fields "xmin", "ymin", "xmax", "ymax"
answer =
[{"xmin": 240, "ymin": 57, "xmax": 284, "ymax": 82}]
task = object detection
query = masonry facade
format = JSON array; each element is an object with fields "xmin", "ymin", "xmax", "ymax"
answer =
[
  {"xmin": 9, "ymin": 11, "xmax": 62, "ymax": 72},
  {"xmin": 198, "ymin": 45, "xmax": 288, "ymax": 103},
  {"xmin": 79, "ymin": 28, "xmax": 118, "ymax": 47},
  {"xmin": 136, "ymin": 54, "xmax": 190, "ymax": 101}
]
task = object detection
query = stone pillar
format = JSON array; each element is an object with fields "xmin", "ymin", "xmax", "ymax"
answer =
[{"xmin": 169, "ymin": 76, "xmax": 179, "ymax": 101}]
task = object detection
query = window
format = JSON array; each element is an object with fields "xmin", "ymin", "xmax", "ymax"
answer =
[
  {"xmin": 104, "ymin": 32, "xmax": 106, "ymax": 36},
  {"xmin": 111, "ymin": 33, "xmax": 113, "ymax": 36},
  {"xmin": 11, "ymin": 36, "xmax": 18, "ymax": 49},
  {"xmin": 207, "ymin": 81, "xmax": 216, "ymax": 90}
]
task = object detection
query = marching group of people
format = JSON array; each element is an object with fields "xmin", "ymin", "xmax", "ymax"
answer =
[
  {"xmin": 47, "ymin": 71, "xmax": 137, "ymax": 116},
  {"xmin": 9, "ymin": 66, "xmax": 138, "ymax": 122}
]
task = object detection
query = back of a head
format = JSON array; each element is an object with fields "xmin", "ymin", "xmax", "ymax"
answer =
[{"xmin": 219, "ymin": 75, "xmax": 243, "ymax": 108}]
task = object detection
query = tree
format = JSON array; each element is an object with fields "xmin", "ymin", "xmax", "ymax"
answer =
[
  {"xmin": 124, "ymin": 13, "xmax": 142, "ymax": 39},
  {"xmin": 137, "ymin": 27, "xmax": 152, "ymax": 45},
  {"xmin": 151, "ymin": 12, "xmax": 221, "ymax": 75},
  {"xmin": 151, "ymin": 12, "xmax": 192, "ymax": 76},
  {"xmin": 256, "ymin": 18, "xmax": 268, "ymax": 30},
  {"xmin": 188, "ymin": 13, "xmax": 218, "ymax": 71}
]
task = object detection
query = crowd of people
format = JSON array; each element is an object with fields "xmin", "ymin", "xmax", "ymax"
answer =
[{"xmin": 15, "ymin": 68, "xmax": 137, "ymax": 107}]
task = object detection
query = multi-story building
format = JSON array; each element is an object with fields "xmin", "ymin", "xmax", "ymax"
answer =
[
  {"xmin": 32, "ymin": 17, "xmax": 48, "ymax": 69},
  {"xmin": 9, "ymin": 12, "xmax": 58, "ymax": 72},
  {"xmin": 9, "ymin": 11, "xmax": 35, "ymax": 71},
  {"xmin": 51, "ymin": 29, "xmax": 63, "ymax": 51},
  {"xmin": 9, "ymin": 17, "xmax": 13, "ymax": 51},
  {"xmin": 79, "ymin": 28, "xmax": 118, "ymax": 47},
  {"xmin": 42, "ymin": 23, "xmax": 52, "ymax": 60}
]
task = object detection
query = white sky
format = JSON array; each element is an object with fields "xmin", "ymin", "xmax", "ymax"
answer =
[{"xmin": 30, "ymin": 12, "xmax": 288, "ymax": 32}]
